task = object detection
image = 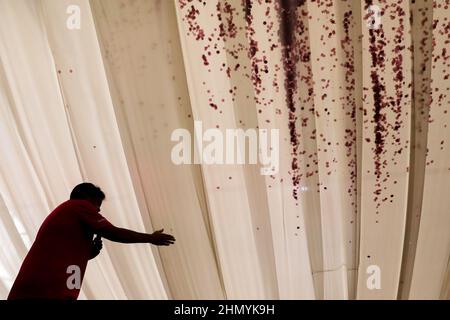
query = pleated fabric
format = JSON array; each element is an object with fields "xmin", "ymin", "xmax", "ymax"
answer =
[{"xmin": 0, "ymin": 0, "xmax": 448, "ymax": 300}]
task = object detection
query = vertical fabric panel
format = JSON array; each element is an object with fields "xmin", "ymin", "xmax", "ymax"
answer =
[
  {"xmin": 307, "ymin": 0, "xmax": 360, "ymax": 299},
  {"xmin": 175, "ymin": 0, "xmax": 280, "ymax": 299},
  {"xmin": 357, "ymin": 0, "xmax": 412, "ymax": 299},
  {"xmin": 39, "ymin": 0, "xmax": 169, "ymax": 299},
  {"xmin": 398, "ymin": 0, "xmax": 433, "ymax": 299},
  {"xmin": 89, "ymin": 0, "xmax": 225, "ymax": 299},
  {"xmin": 218, "ymin": 0, "xmax": 317, "ymax": 299},
  {"xmin": 0, "ymin": 0, "xmax": 110, "ymax": 299},
  {"xmin": 409, "ymin": 1, "xmax": 450, "ymax": 300}
]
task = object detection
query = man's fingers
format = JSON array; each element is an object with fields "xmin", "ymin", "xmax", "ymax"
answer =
[
  {"xmin": 156, "ymin": 239, "xmax": 174, "ymax": 246},
  {"xmin": 94, "ymin": 237, "xmax": 102, "ymax": 243},
  {"xmin": 94, "ymin": 239, "xmax": 103, "ymax": 251},
  {"xmin": 155, "ymin": 232, "xmax": 175, "ymax": 240}
]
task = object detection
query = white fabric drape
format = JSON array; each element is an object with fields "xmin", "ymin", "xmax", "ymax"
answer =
[{"xmin": 0, "ymin": 0, "xmax": 449, "ymax": 300}]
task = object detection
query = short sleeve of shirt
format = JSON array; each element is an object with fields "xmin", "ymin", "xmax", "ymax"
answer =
[{"xmin": 73, "ymin": 200, "xmax": 114, "ymax": 232}]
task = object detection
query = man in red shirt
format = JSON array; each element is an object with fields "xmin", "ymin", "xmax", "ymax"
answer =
[{"xmin": 7, "ymin": 183, "xmax": 175, "ymax": 300}]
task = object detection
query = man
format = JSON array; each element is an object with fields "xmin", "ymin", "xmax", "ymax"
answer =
[{"xmin": 8, "ymin": 183, "xmax": 175, "ymax": 300}]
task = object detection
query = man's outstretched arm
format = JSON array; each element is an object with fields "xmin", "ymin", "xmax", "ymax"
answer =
[{"xmin": 97, "ymin": 226, "xmax": 175, "ymax": 246}]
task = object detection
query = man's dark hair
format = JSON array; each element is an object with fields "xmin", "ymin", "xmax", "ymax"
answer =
[{"xmin": 70, "ymin": 183, "xmax": 105, "ymax": 201}]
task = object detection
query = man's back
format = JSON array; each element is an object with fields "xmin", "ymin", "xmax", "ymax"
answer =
[{"xmin": 8, "ymin": 199, "xmax": 111, "ymax": 300}]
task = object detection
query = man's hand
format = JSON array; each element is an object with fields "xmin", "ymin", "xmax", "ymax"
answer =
[
  {"xmin": 150, "ymin": 229, "xmax": 176, "ymax": 246},
  {"xmin": 89, "ymin": 235, "xmax": 103, "ymax": 259}
]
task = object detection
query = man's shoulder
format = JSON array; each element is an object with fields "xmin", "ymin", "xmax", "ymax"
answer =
[{"xmin": 57, "ymin": 199, "xmax": 98, "ymax": 213}]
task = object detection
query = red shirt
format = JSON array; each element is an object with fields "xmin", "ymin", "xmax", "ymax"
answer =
[{"xmin": 8, "ymin": 199, "xmax": 113, "ymax": 300}]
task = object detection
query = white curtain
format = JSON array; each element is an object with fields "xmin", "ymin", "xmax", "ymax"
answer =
[{"xmin": 0, "ymin": 0, "xmax": 448, "ymax": 300}]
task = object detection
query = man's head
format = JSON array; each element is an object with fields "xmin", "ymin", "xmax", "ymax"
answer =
[{"xmin": 70, "ymin": 183, "xmax": 105, "ymax": 210}]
